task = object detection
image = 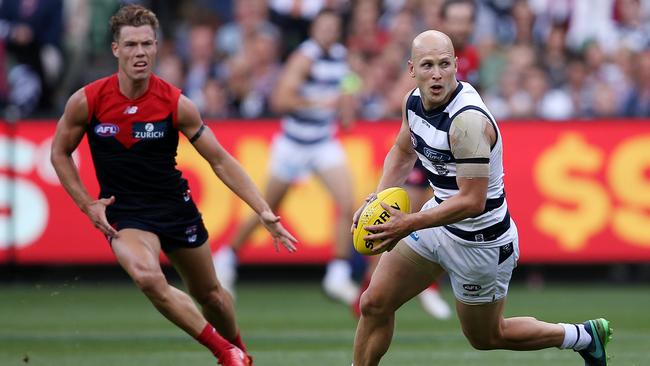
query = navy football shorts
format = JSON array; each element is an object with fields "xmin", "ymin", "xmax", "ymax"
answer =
[{"xmin": 106, "ymin": 194, "xmax": 209, "ymax": 253}]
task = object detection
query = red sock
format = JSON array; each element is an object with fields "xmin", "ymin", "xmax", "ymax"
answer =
[
  {"xmin": 196, "ymin": 323, "xmax": 233, "ymax": 358},
  {"xmin": 428, "ymin": 282, "xmax": 440, "ymax": 291},
  {"xmin": 231, "ymin": 332, "xmax": 247, "ymax": 353}
]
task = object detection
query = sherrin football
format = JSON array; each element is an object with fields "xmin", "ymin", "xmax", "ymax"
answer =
[{"xmin": 353, "ymin": 187, "xmax": 410, "ymax": 255}]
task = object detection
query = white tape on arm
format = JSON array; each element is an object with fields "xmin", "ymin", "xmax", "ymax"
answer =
[{"xmin": 449, "ymin": 111, "xmax": 491, "ymax": 177}]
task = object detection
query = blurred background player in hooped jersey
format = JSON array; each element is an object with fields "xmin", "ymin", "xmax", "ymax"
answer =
[
  {"xmin": 213, "ymin": 9, "xmax": 362, "ymax": 306},
  {"xmin": 351, "ymin": 0, "xmax": 483, "ymax": 321}
]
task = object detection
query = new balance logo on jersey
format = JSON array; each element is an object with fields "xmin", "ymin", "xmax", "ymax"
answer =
[
  {"xmin": 94, "ymin": 123, "xmax": 119, "ymax": 137},
  {"xmin": 133, "ymin": 122, "xmax": 165, "ymax": 139},
  {"xmin": 124, "ymin": 106, "xmax": 138, "ymax": 114}
]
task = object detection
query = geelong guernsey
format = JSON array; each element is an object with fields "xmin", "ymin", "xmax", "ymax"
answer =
[
  {"xmin": 84, "ymin": 73, "xmax": 190, "ymax": 217},
  {"xmin": 282, "ymin": 39, "xmax": 349, "ymax": 144},
  {"xmin": 407, "ymin": 82, "xmax": 515, "ymax": 247}
]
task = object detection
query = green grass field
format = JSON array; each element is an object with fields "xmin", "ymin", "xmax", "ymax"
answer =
[{"xmin": 1, "ymin": 281, "xmax": 648, "ymax": 366}]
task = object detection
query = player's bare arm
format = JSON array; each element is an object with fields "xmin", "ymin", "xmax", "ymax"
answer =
[
  {"xmin": 177, "ymin": 95, "xmax": 297, "ymax": 252},
  {"xmin": 351, "ymin": 91, "xmax": 417, "ymax": 233},
  {"xmin": 271, "ymin": 52, "xmax": 337, "ymax": 113},
  {"xmin": 364, "ymin": 111, "xmax": 494, "ymax": 251},
  {"xmin": 51, "ymin": 89, "xmax": 119, "ymax": 238}
]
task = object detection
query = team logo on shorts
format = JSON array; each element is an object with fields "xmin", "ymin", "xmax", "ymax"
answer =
[
  {"xmin": 185, "ymin": 225, "xmax": 198, "ymax": 243},
  {"xmin": 409, "ymin": 231, "xmax": 420, "ymax": 241},
  {"xmin": 133, "ymin": 121, "xmax": 166, "ymax": 139},
  {"xmin": 94, "ymin": 123, "xmax": 119, "ymax": 137},
  {"xmin": 182, "ymin": 189, "xmax": 192, "ymax": 202},
  {"xmin": 462, "ymin": 284, "xmax": 482, "ymax": 292}
]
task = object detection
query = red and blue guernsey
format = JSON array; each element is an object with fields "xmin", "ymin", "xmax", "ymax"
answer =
[{"xmin": 84, "ymin": 74, "xmax": 194, "ymax": 222}]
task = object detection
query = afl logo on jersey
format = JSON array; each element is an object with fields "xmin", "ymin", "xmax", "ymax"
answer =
[
  {"xmin": 133, "ymin": 121, "xmax": 166, "ymax": 139},
  {"xmin": 94, "ymin": 123, "xmax": 119, "ymax": 137}
]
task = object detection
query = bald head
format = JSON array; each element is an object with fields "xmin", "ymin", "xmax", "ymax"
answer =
[
  {"xmin": 408, "ymin": 30, "xmax": 459, "ymax": 110},
  {"xmin": 410, "ymin": 30, "xmax": 455, "ymax": 61}
]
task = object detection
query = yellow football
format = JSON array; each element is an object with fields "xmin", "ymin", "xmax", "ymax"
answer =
[{"xmin": 353, "ymin": 187, "xmax": 410, "ymax": 255}]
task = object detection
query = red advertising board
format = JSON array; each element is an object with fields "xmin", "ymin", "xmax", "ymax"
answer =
[{"xmin": 0, "ymin": 120, "xmax": 648, "ymax": 264}]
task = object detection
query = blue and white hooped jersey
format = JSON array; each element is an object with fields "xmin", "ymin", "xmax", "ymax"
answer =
[
  {"xmin": 407, "ymin": 82, "xmax": 514, "ymax": 247},
  {"xmin": 281, "ymin": 39, "xmax": 349, "ymax": 144}
]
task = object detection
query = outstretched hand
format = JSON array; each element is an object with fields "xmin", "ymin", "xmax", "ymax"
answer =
[
  {"xmin": 84, "ymin": 196, "xmax": 119, "ymax": 238},
  {"xmin": 259, "ymin": 211, "xmax": 298, "ymax": 253},
  {"xmin": 362, "ymin": 202, "xmax": 411, "ymax": 253}
]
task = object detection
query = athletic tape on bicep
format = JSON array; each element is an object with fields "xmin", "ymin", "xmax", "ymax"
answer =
[{"xmin": 450, "ymin": 111, "xmax": 490, "ymax": 177}]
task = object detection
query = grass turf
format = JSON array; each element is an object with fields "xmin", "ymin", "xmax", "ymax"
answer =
[{"xmin": 0, "ymin": 281, "xmax": 648, "ymax": 365}]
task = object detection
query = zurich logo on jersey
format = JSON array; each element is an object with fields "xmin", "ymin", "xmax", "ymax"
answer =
[
  {"xmin": 133, "ymin": 121, "xmax": 166, "ymax": 139},
  {"xmin": 94, "ymin": 123, "xmax": 119, "ymax": 137}
]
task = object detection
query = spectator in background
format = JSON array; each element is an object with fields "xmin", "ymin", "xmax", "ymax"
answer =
[
  {"xmin": 565, "ymin": 0, "xmax": 618, "ymax": 54},
  {"xmin": 622, "ymin": 49, "xmax": 650, "ymax": 117},
  {"xmin": 237, "ymin": 27, "xmax": 283, "ymax": 118},
  {"xmin": 541, "ymin": 24, "xmax": 570, "ymax": 88},
  {"xmin": 563, "ymin": 55, "xmax": 594, "ymax": 118},
  {"xmin": 222, "ymin": 55, "xmax": 250, "ymax": 117},
  {"xmin": 613, "ymin": 0, "xmax": 650, "ymax": 52},
  {"xmin": 524, "ymin": 65, "xmax": 573, "ymax": 120},
  {"xmin": 347, "ymin": 0, "xmax": 389, "ymax": 62},
  {"xmin": 440, "ymin": 0, "xmax": 480, "ymax": 86},
  {"xmin": 484, "ymin": 70, "xmax": 523, "ymax": 120},
  {"xmin": 215, "ymin": 0, "xmax": 275, "ymax": 57},
  {"xmin": 183, "ymin": 20, "xmax": 219, "ymax": 109},
  {"xmin": 582, "ymin": 41, "xmax": 631, "ymax": 111},
  {"xmin": 590, "ymin": 81, "xmax": 620, "ymax": 118},
  {"xmin": 201, "ymin": 78, "xmax": 231, "ymax": 119},
  {"xmin": 418, "ymin": 0, "xmax": 444, "ymax": 32},
  {"xmin": 156, "ymin": 51, "xmax": 185, "ymax": 89},
  {"xmin": 509, "ymin": 0, "xmax": 536, "ymax": 45},
  {"xmin": 0, "ymin": 0, "xmax": 64, "ymax": 116}
]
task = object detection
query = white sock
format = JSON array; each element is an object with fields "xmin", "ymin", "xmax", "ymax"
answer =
[
  {"xmin": 559, "ymin": 323, "xmax": 592, "ymax": 350},
  {"xmin": 325, "ymin": 259, "xmax": 352, "ymax": 281}
]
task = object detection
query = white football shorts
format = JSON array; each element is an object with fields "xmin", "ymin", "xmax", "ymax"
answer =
[
  {"xmin": 402, "ymin": 217, "xmax": 520, "ymax": 305},
  {"xmin": 269, "ymin": 134, "xmax": 347, "ymax": 182}
]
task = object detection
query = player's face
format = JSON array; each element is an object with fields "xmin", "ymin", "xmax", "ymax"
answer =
[
  {"xmin": 409, "ymin": 44, "xmax": 457, "ymax": 110},
  {"xmin": 311, "ymin": 13, "xmax": 341, "ymax": 48},
  {"xmin": 112, "ymin": 25, "xmax": 157, "ymax": 82}
]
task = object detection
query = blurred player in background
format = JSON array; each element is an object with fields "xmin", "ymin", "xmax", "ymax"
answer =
[
  {"xmin": 213, "ymin": 9, "xmax": 360, "ymax": 306},
  {"xmin": 50, "ymin": 5, "xmax": 296, "ymax": 366},
  {"xmin": 351, "ymin": 30, "xmax": 611, "ymax": 366}
]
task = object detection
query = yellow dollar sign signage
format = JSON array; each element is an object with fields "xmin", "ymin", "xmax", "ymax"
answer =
[
  {"xmin": 533, "ymin": 133, "xmax": 611, "ymax": 251},
  {"xmin": 608, "ymin": 135, "xmax": 650, "ymax": 246}
]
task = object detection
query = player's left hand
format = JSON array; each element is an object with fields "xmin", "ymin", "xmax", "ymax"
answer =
[
  {"xmin": 259, "ymin": 211, "xmax": 298, "ymax": 253},
  {"xmin": 362, "ymin": 202, "xmax": 412, "ymax": 253}
]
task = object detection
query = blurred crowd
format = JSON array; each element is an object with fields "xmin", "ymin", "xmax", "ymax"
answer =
[{"xmin": 2, "ymin": 0, "xmax": 650, "ymax": 120}]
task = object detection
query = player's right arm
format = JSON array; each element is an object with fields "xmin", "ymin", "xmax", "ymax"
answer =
[
  {"xmin": 50, "ymin": 89, "xmax": 118, "ymax": 237},
  {"xmin": 351, "ymin": 91, "xmax": 417, "ymax": 231}
]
